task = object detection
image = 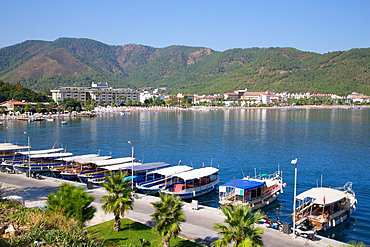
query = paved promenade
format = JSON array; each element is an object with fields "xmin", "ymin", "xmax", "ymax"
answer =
[{"xmin": 0, "ymin": 172, "xmax": 348, "ymax": 247}]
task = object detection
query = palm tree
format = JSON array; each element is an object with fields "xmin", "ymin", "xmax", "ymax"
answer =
[
  {"xmin": 100, "ymin": 172, "xmax": 134, "ymax": 231},
  {"xmin": 151, "ymin": 193, "xmax": 185, "ymax": 247},
  {"xmin": 212, "ymin": 204, "xmax": 265, "ymax": 247}
]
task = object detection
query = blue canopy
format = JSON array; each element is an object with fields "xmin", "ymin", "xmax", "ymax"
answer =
[
  {"xmin": 132, "ymin": 162, "xmax": 171, "ymax": 172},
  {"xmin": 220, "ymin": 179, "xmax": 264, "ymax": 190}
]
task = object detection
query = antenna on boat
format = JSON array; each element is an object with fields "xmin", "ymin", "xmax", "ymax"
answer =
[
  {"xmin": 254, "ymin": 168, "xmax": 257, "ymax": 178},
  {"xmin": 210, "ymin": 158, "xmax": 213, "ymax": 167},
  {"xmin": 316, "ymin": 179, "xmax": 318, "ymax": 187},
  {"xmin": 241, "ymin": 169, "xmax": 245, "ymax": 177},
  {"xmin": 321, "ymin": 174, "xmax": 323, "ymax": 187},
  {"xmin": 52, "ymin": 140, "xmax": 58, "ymax": 149},
  {"xmin": 98, "ymin": 150, "xmax": 101, "ymax": 155},
  {"xmin": 190, "ymin": 161, "xmax": 194, "ymax": 168}
]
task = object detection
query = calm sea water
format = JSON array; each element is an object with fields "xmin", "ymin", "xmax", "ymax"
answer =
[{"xmin": 1, "ymin": 108, "xmax": 369, "ymax": 244}]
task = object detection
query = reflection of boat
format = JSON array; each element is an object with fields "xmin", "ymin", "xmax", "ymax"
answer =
[
  {"xmin": 160, "ymin": 166, "xmax": 220, "ymax": 200},
  {"xmin": 61, "ymin": 120, "xmax": 68, "ymax": 124},
  {"xmin": 136, "ymin": 165, "xmax": 193, "ymax": 195},
  {"xmin": 120, "ymin": 112, "xmax": 125, "ymax": 116},
  {"xmin": 218, "ymin": 171, "xmax": 284, "ymax": 210},
  {"xmin": 293, "ymin": 182, "xmax": 357, "ymax": 231}
]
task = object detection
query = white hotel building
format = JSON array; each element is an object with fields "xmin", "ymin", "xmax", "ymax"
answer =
[{"xmin": 50, "ymin": 83, "xmax": 140, "ymax": 104}]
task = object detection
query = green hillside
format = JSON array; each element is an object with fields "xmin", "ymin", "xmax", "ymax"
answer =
[{"xmin": 0, "ymin": 38, "xmax": 369, "ymax": 95}]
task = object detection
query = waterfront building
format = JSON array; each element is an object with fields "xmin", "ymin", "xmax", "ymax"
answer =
[{"xmin": 50, "ymin": 83, "xmax": 140, "ymax": 104}]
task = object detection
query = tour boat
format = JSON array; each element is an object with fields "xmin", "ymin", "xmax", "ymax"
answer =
[
  {"xmin": 218, "ymin": 171, "xmax": 284, "ymax": 210},
  {"xmin": 82, "ymin": 161, "xmax": 171, "ymax": 184},
  {"xmin": 293, "ymin": 182, "xmax": 357, "ymax": 231},
  {"xmin": 159, "ymin": 166, "xmax": 220, "ymax": 200},
  {"xmin": 136, "ymin": 165, "xmax": 193, "ymax": 195}
]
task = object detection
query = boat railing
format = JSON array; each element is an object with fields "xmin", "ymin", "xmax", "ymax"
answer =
[
  {"xmin": 255, "ymin": 171, "xmax": 282, "ymax": 181},
  {"xmin": 219, "ymin": 188, "xmax": 237, "ymax": 201},
  {"xmin": 138, "ymin": 177, "xmax": 167, "ymax": 187}
]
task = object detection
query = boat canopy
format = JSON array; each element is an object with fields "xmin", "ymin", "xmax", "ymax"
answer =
[
  {"xmin": 0, "ymin": 144, "xmax": 30, "ymax": 151},
  {"xmin": 147, "ymin": 165, "xmax": 193, "ymax": 177},
  {"xmin": 18, "ymin": 148, "xmax": 64, "ymax": 155},
  {"xmin": 174, "ymin": 167, "xmax": 218, "ymax": 181},
  {"xmin": 102, "ymin": 162, "xmax": 171, "ymax": 172},
  {"xmin": 132, "ymin": 162, "xmax": 171, "ymax": 172},
  {"xmin": 101, "ymin": 162, "xmax": 142, "ymax": 171},
  {"xmin": 29, "ymin": 152, "xmax": 73, "ymax": 158},
  {"xmin": 94, "ymin": 157, "xmax": 134, "ymax": 167},
  {"xmin": 57, "ymin": 154, "xmax": 100, "ymax": 162},
  {"xmin": 296, "ymin": 187, "xmax": 346, "ymax": 205},
  {"xmin": 220, "ymin": 179, "xmax": 265, "ymax": 190}
]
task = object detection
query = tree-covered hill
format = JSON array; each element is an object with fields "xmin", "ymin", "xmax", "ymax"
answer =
[{"xmin": 0, "ymin": 38, "xmax": 369, "ymax": 95}]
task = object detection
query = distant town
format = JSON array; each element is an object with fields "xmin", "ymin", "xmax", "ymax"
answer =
[{"xmin": 1, "ymin": 82, "xmax": 369, "ymax": 115}]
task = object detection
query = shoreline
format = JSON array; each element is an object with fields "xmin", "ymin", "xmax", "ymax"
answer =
[{"xmin": 1, "ymin": 105, "xmax": 369, "ymax": 121}]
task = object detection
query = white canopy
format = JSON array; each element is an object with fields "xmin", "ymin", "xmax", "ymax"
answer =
[
  {"xmin": 18, "ymin": 148, "xmax": 64, "ymax": 155},
  {"xmin": 57, "ymin": 154, "xmax": 100, "ymax": 162},
  {"xmin": 148, "ymin": 165, "xmax": 193, "ymax": 177},
  {"xmin": 174, "ymin": 167, "xmax": 219, "ymax": 181},
  {"xmin": 0, "ymin": 144, "xmax": 29, "ymax": 151},
  {"xmin": 59, "ymin": 155, "xmax": 113, "ymax": 164},
  {"xmin": 29, "ymin": 152, "xmax": 73, "ymax": 158},
  {"xmin": 94, "ymin": 157, "xmax": 135, "ymax": 167},
  {"xmin": 296, "ymin": 187, "xmax": 346, "ymax": 205},
  {"xmin": 102, "ymin": 162, "xmax": 142, "ymax": 171}
]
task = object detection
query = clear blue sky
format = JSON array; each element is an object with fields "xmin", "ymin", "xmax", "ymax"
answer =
[{"xmin": 1, "ymin": 0, "xmax": 369, "ymax": 54}]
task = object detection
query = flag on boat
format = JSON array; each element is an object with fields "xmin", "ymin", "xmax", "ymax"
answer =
[
  {"xmin": 291, "ymin": 158, "xmax": 298, "ymax": 165},
  {"xmin": 323, "ymin": 196, "xmax": 326, "ymax": 205}
]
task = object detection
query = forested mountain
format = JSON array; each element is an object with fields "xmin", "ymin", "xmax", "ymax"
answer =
[{"xmin": 0, "ymin": 38, "xmax": 369, "ymax": 96}]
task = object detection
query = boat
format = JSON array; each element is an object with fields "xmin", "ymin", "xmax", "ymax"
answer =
[
  {"xmin": 81, "ymin": 161, "xmax": 171, "ymax": 184},
  {"xmin": 159, "ymin": 166, "xmax": 220, "ymax": 200},
  {"xmin": 293, "ymin": 182, "xmax": 357, "ymax": 231},
  {"xmin": 136, "ymin": 165, "xmax": 193, "ymax": 195},
  {"xmin": 61, "ymin": 120, "xmax": 68, "ymax": 124},
  {"xmin": 218, "ymin": 171, "xmax": 284, "ymax": 210},
  {"xmin": 75, "ymin": 112, "xmax": 97, "ymax": 117},
  {"xmin": 0, "ymin": 143, "xmax": 29, "ymax": 161},
  {"xmin": 13, "ymin": 152, "xmax": 73, "ymax": 174}
]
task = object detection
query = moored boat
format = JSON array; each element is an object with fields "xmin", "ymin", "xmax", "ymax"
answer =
[
  {"xmin": 293, "ymin": 182, "xmax": 357, "ymax": 231},
  {"xmin": 159, "ymin": 166, "xmax": 220, "ymax": 200},
  {"xmin": 218, "ymin": 171, "xmax": 284, "ymax": 210},
  {"xmin": 136, "ymin": 165, "xmax": 193, "ymax": 195}
]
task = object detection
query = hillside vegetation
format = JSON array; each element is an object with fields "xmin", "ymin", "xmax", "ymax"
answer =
[{"xmin": 0, "ymin": 38, "xmax": 369, "ymax": 95}]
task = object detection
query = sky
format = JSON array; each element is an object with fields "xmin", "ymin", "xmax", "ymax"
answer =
[{"xmin": 1, "ymin": 0, "xmax": 369, "ymax": 54}]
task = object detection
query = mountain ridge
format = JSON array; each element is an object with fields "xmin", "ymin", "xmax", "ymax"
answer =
[{"xmin": 0, "ymin": 38, "xmax": 369, "ymax": 95}]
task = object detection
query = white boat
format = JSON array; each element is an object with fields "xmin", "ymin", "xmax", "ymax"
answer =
[
  {"xmin": 61, "ymin": 120, "xmax": 68, "ymax": 124},
  {"xmin": 218, "ymin": 171, "xmax": 284, "ymax": 210},
  {"xmin": 136, "ymin": 165, "xmax": 193, "ymax": 194},
  {"xmin": 81, "ymin": 161, "xmax": 171, "ymax": 184},
  {"xmin": 17, "ymin": 148, "xmax": 65, "ymax": 155},
  {"xmin": 159, "ymin": 166, "xmax": 220, "ymax": 199},
  {"xmin": 293, "ymin": 182, "xmax": 357, "ymax": 231}
]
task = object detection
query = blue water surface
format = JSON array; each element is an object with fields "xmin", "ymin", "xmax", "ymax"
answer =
[{"xmin": 1, "ymin": 108, "xmax": 369, "ymax": 244}]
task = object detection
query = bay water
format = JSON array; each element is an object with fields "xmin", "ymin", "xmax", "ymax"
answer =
[{"xmin": 1, "ymin": 108, "xmax": 369, "ymax": 244}]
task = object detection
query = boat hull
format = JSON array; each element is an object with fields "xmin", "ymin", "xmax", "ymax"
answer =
[{"xmin": 160, "ymin": 178, "xmax": 219, "ymax": 200}]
